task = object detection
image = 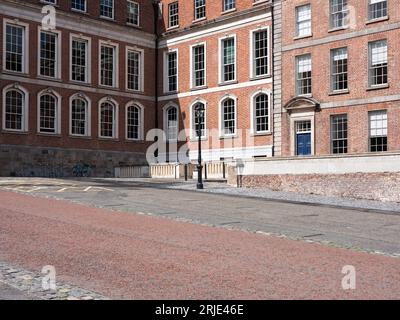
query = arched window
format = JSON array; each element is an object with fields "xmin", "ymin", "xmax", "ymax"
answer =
[
  {"xmin": 191, "ymin": 101, "xmax": 206, "ymax": 139},
  {"xmin": 165, "ymin": 105, "xmax": 178, "ymax": 141},
  {"xmin": 99, "ymin": 100, "xmax": 116, "ymax": 138},
  {"xmin": 221, "ymin": 98, "xmax": 236, "ymax": 136},
  {"xmin": 4, "ymin": 89, "xmax": 24, "ymax": 131},
  {"xmin": 39, "ymin": 93, "xmax": 58, "ymax": 134},
  {"xmin": 71, "ymin": 97, "xmax": 88, "ymax": 136},
  {"xmin": 126, "ymin": 104, "xmax": 142, "ymax": 140},
  {"xmin": 253, "ymin": 93, "xmax": 269, "ymax": 133}
]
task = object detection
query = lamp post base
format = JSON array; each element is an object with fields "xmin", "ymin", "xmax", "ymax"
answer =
[{"xmin": 196, "ymin": 183, "xmax": 204, "ymax": 190}]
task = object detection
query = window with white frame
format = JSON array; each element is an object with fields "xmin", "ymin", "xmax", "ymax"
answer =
[
  {"xmin": 127, "ymin": 50, "xmax": 141, "ymax": 91},
  {"xmin": 166, "ymin": 51, "xmax": 178, "ymax": 92},
  {"xmin": 368, "ymin": 0, "xmax": 387, "ymax": 20},
  {"xmin": 39, "ymin": 93, "xmax": 58, "ymax": 134},
  {"xmin": 39, "ymin": 31, "xmax": 58, "ymax": 78},
  {"xmin": 369, "ymin": 110, "xmax": 387, "ymax": 152},
  {"xmin": 254, "ymin": 93, "xmax": 269, "ymax": 133},
  {"xmin": 100, "ymin": 101, "xmax": 116, "ymax": 138},
  {"xmin": 127, "ymin": 1, "xmax": 140, "ymax": 26},
  {"xmin": 296, "ymin": 54, "xmax": 312, "ymax": 95},
  {"xmin": 222, "ymin": 98, "xmax": 236, "ymax": 136},
  {"xmin": 4, "ymin": 89, "xmax": 25, "ymax": 131},
  {"xmin": 192, "ymin": 44, "xmax": 205, "ymax": 88},
  {"xmin": 126, "ymin": 104, "xmax": 142, "ymax": 140},
  {"xmin": 296, "ymin": 4, "xmax": 312, "ymax": 37},
  {"xmin": 72, "ymin": 0, "xmax": 86, "ymax": 12},
  {"xmin": 166, "ymin": 106, "xmax": 178, "ymax": 141},
  {"xmin": 223, "ymin": 0, "xmax": 236, "ymax": 11},
  {"xmin": 369, "ymin": 40, "xmax": 388, "ymax": 87},
  {"xmin": 331, "ymin": 114, "xmax": 348, "ymax": 154},
  {"xmin": 331, "ymin": 47, "xmax": 348, "ymax": 91},
  {"xmin": 71, "ymin": 97, "xmax": 88, "ymax": 136},
  {"xmin": 192, "ymin": 102, "xmax": 206, "ymax": 138},
  {"xmin": 330, "ymin": 0, "xmax": 348, "ymax": 29},
  {"xmin": 253, "ymin": 29, "xmax": 269, "ymax": 77},
  {"xmin": 71, "ymin": 38, "xmax": 88, "ymax": 82},
  {"xmin": 194, "ymin": 0, "xmax": 206, "ymax": 20},
  {"xmin": 168, "ymin": 2, "xmax": 179, "ymax": 28},
  {"xmin": 100, "ymin": 44, "xmax": 116, "ymax": 87},
  {"xmin": 221, "ymin": 37, "xmax": 236, "ymax": 83},
  {"xmin": 5, "ymin": 24, "xmax": 25, "ymax": 72},
  {"xmin": 100, "ymin": 0, "xmax": 114, "ymax": 19}
]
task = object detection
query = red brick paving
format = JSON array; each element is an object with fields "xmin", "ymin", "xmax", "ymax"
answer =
[{"xmin": 0, "ymin": 190, "xmax": 399, "ymax": 299}]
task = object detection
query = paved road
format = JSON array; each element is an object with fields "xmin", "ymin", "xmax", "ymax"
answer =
[
  {"xmin": 0, "ymin": 190, "xmax": 399, "ymax": 299},
  {"xmin": 1, "ymin": 178, "xmax": 399, "ymax": 255},
  {"xmin": 0, "ymin": 282, "xmax": 34, "ymax": 300}
]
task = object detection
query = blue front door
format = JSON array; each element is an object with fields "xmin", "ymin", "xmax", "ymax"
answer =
[{"xmin": 296, "ymin": 133, "xmax": 311, "ymax": 156}]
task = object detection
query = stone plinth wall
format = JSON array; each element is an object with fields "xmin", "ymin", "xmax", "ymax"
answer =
[
  {"xmin": 239, "ymin": 173, "xmax": 400, "ymax": 202},
  {"xmin": 0, "ymin": 144, "xmax": 147, "ymax": 178}
]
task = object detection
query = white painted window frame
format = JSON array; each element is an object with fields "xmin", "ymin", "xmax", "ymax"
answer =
[
  {"xmin": 125, "ymin": 46, "xmax": 144, "ymax": 92},
  {"xmin": 189, "ymin": 42, "xmax": 207, "ymax": 89},
  {"xmin": 163, "ymin": 102, "xmax": 180, "ymax": 142},
  {"xmin": 69, "ymin": 93, "xmax": 91, "ymax": 137},
  {"xmin": 218, "ymin": 34, "xmax": 237, "ymax": 85},
  {"xmin": 249, "ymin": 26, "xmax": 271, "ymax": 79},
  {"xmin": 37, "ymin": 26, "xmax": 62, "ymax": 80},
  {"xmin": 125, "ymin": 101, "xmax": 145, "ymax": 141},
  {"xmin": 163, "ymin": 49, "xmax": 179, "ymax": 94},
  {"xmin": 219, "ymin": 94, "xmax": 238, "ymax": 138},
  {"xmin": 37, "ymin": 88, "xmax": 62, "ymax": 135},
  {"xmin": 189, "ymin": 98, "xmax": 208, "ymax": 140},
  {"xmin": 2, "ymin": 83, "xmax": 29, "ymax": 132},
  {"xmin": 98, "ymin": 97, "xmax": 119, "ymax": 139},
  {"xmin": 250, "ymin": 89, "xmax": 272, "ymax": 135},
  {"xmin": 98, "ymin": 40, "xmax": 119, "ymax": 88},
  {"xmin": 69, "ymin": 33, "xmax": 91, "ymax": 84},
  {"xmin": 3, "ymin": 19, "xmax": 30, "ymax": 74}
]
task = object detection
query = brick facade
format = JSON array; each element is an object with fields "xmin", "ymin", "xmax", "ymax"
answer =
[{"xmin": 1, "ymin": 0, "xmax": 399, "ymax": 180}]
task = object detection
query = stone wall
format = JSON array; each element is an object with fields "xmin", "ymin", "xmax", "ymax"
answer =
[
  {"xmin": 238, "ymin": 173, "xmax": 400, "ymax": 203},
  {"xmin": 0, "ymin": 144, "xmax": 147, "ymax": 178}
]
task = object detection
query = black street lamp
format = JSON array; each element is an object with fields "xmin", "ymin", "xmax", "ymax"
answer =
[{"xmin": 195, "ymin": 104, "xmax": 205, "ymax": 190}]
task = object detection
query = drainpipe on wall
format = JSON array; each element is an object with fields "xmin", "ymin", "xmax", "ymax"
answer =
[{"xmin": 153, "ymin": 0, "xmax": 160, "ymax": 130}]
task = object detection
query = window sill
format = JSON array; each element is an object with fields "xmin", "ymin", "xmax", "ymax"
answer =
[
  {"xmin": 100, "ymin": 16, "xmax": 115, "ymax": 22},
  {"xmin": 219, "ymin": 135, "xmax": 238, "ymax": 140},
  {"xmin": 126, "ymin": 23, "xmax": 141, "ymax": 29},
  {"xmin": 1, "ymin": 130, "xmax": 29, "ymax": 135},
  {"xmin": 37, "ymin": 75, "xmax": 62, "ymax": 82},
  {"xmin": 125, "ymin": 139, "xmax": 145, "ymax": 144},
  {"xmin": 250, "ymin": 132, "xmax": 272, "ymax": 137},
  {"xmin": 366, "ymin": 16, "xmax": 389, "ymax": 25},
  {"xmin": 328, "ymin": 89, "xmax": 350, "ymax": 96},
  {"xmin": 37, "ymin": 132, "xmax": 62, "ymax": 138},
  {"xmin": 296, "ymin": 93, "xmax": 313, "ymax": 98},
  {"xmin": 69, "ymin": 135, "xmax": 92, "ymax": 140},
  {"xmin": 190, "ymin": 137, "xmax": 208, "ymax": 142},
  {"xmin": 98, "ymin": 137, "xmax": 119, "ymax": 142},
  {"xmin": 98, "ymin": 84, "xmax": 118, "ymax": 90},
  {"xmin": 163, "ymin": 90, "xmax": 178, "ymax": 95},
  {"xmin": 367, "ymin": 84, "xmax": 389, "ymax": 91},
  {"xmin": 293, "ymin": 34, "xmax": 313, "ymax": 41},
  {"xmin": 218, "ymin": 80, "xmax": 238, "ymax": 87},
  {"xmin": 2, "ymin": 70, "xmax": 29, "ymax": 77},
  {"xmin": 167, "ymin": 25, "xmax": 180, "ymax": 31},
  {"xmin": 71, "ymin": 8, "xmax": 89, "ymax": 15},
  {"xmin": 69, "ymin": 80, "xmax": 91, "ymax": 86},
  {"xmin": 328, "ymin": 26, "xmax": 349, "ymax": 33},
  {"xmin": 253, "ymin": 0, "xmax": 270, "ymax": 6},
  {"xmin": 221, "ymin": 9, "xmax": 237, "ymax": 15},
  {"xmin": 192, "ymin": 17, "xmax": 207, "ymax": 24},
  {"xmin": 250, "ymin": 75, "xmax": 271, "ymax": 81},
  {"xmin": 190, "ymin": 86, "xmax": 208, "ymax": 92}
]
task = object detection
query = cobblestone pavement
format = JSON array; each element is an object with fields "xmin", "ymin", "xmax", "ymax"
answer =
[
  {"xmin": 0, "ymin": 178, "xmax": 399, "ymax": 256},
  {"xmin": 0, "ymin": 190, "xmax": 399, "ymax": 299},
  {"xmin": 0, "ymin": 261, "xmax": 108, "ymax": 300}
]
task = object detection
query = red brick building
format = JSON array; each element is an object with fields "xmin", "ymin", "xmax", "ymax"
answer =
[
  {"xmin": 277, "ymin": 0, "xmax": 400, "ymax": 157},
  {"xmin": 1, "ymin": 0, "xmax": 400, "ymax": 180},
  {"xmin": 0, "ymin": 0, "xmax": 156, "ymax": 176},
  {"xmin": 157, "ymin": 0, "xmax": 273, "ymax": 162}
]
